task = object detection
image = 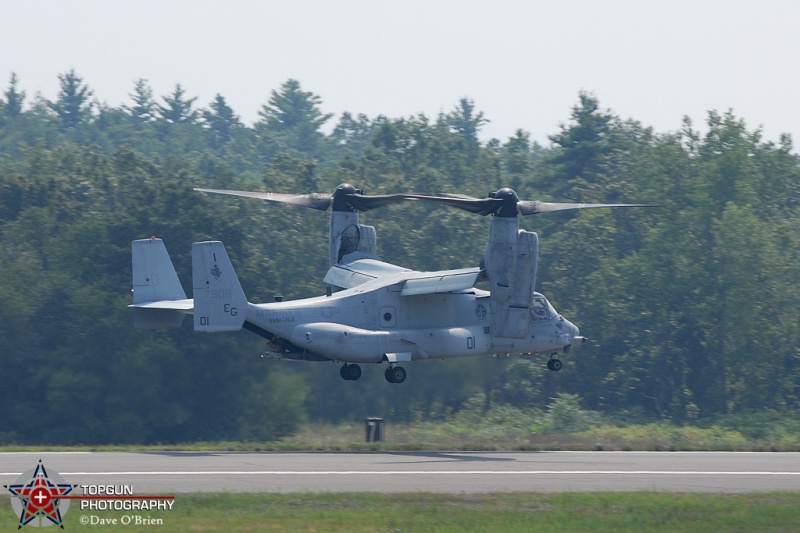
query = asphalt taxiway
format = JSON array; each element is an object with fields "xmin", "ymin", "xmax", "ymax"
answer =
[{"xmin": 2, "ymin": 451, "xmax": 799, "ymax": 493}]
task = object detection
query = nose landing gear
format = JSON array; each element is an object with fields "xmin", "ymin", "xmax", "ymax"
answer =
[
  {"xmin": 384, "ymin": 365, "xmax": 407, "ymax": 384},
  {"xmin": 547, "ymin": 357, "xmax": 563, "ymax": 372}
]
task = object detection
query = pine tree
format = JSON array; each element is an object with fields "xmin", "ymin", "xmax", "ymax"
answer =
[
  {"xmin": 157, "ymin": 83, "xmax": 198, "ymax": 124},
  {"xmin": 257, "ymin": 79, "xmax": 332, "ymax": 153},
  {"xmin": 124, "ymin": 78, "xmax": 156, "ymax": 123},
  {"xmin": 48, "ymin": 69, "xmax": 93, "ymax": 129},
  {"xmin": 3, "ymin": 73, "xmax": 25, "ymax": 117},
  {"xmin": 203, "ymin": 94, "xmax": 241, "ymax": 147}
]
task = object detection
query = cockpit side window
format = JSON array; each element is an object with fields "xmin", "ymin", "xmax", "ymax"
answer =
[{"xmin": 531, "ymin": 296, "xmax": 551, "ymax": 321}]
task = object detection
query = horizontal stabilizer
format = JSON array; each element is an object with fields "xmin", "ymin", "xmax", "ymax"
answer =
[
  {"xmin": 192, "ymin": 241, "xmax": 248, "ymax": 332},
  {"xmin": 131, "ymin": 299, "xmax": 194, "ymax": 310}
]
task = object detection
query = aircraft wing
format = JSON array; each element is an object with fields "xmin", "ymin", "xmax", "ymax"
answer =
[
  {"xmin": 325, "ymin": 256, "xmax": 483, "ymax": 295},
  {"xmin": 324, "ymin": 257, "xmax": 411, "ymax": 289},
  {"xmin": 398, "ymin": 268, "xmax": 482, "ymax": 296}
]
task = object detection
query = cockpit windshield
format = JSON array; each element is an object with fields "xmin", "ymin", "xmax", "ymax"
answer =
[{"xmin": 531, "ymin": 294, "xmax": 552, "ymax": 321}]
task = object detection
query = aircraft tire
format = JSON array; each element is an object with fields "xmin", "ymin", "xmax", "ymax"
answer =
[
  {"xmin": 550, "ymin": 359, "xmax": 563, "ymax": 372},
  {"xmin": 340, "ymin": 364, "xmax": 362, "ymax": 381},
  {"xmin": 386, "ymin": 366, "xmax": 407, "ymax": 384}
]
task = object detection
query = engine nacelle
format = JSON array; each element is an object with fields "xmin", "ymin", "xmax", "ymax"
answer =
[
  {"xmin": 329, "ymin": 209, "xmax": 380, "ymax": 266},
  {"xmin": 485, "ymin": 217, "xmax": 539, "ymax": 338}
]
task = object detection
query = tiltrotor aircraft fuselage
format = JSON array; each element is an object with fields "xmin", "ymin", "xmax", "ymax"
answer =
[{"xmin": 131, "ymin": 183, "xmax": 653, "ymax": 383}]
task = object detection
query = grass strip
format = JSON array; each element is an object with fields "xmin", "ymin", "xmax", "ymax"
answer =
[{"xmin": 2, "ymin": 491, "xmax": 798, "ymax": 532}]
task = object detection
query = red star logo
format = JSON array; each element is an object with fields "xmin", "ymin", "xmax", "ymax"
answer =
[{"xmin": 5, "ymin": 461, "xmax": 74, "ymax": 529}]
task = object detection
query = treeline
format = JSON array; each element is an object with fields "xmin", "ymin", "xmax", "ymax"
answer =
[{"xmin": 1, "ymin": 71, "xmax": 799, "ymax": 445}]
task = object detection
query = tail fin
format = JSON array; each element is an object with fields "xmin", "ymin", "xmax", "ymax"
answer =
[
  {"xmin": 131, "ymin": 238, "xmax": 192, "ymax": 329},
  {"xmin": 192, "ymin": 241, "xmax": 248, "ymax": 332}
]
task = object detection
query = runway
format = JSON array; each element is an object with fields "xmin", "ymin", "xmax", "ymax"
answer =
[{"xmin": 2, "ymin": 451, "xmax": 799, "ymax": 494}]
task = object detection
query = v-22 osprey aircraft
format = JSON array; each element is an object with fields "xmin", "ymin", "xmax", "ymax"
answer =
[{"xmin": 131, "ymin": 184, "xmax": 653, "ymax": 383}]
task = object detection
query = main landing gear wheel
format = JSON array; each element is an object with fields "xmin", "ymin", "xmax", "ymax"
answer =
[
  {"xmin": 340, "ymin": 363, "xmax": 362, "ymax": 381},
  {"xmin": 385, "ymin": 366, "xmax": 407, "ymax": 384},
  {"xmin": 547, "ymin": 358, "xmax": 563, "ymax": 372}
]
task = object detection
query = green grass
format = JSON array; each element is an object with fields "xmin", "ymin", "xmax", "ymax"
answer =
[
  {"xmin": 3, "ymin": 492, "xmax": 798, "ymax": 532},
  {"xmin": 2, "ymin": 410, "xmax": 800, "ymax": 452}
]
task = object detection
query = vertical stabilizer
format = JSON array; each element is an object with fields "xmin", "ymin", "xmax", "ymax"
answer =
[
  {"xmin": 132, "ymin": 238, "xmax": 187, "ymax": 304},
  {"xmin": 131, "ymin": 238, "xmax": 191, "ymax": 329},
  {"xmin": 192, "ymin": 241, "xmax": 248, "ymax": 332}
]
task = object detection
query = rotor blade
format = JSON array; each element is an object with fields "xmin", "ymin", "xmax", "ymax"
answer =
[
  {"xmin": 518, "ymin": 201, "xmax": 660, "ymax": 216},
  {"xmin": 194, "ymin": 188, "xmax": 332, "ymax": 210},
  {"xmin": 346, "ymin": 194, "xmax": 415, "ymax": 211},
  {"xmin": 402, "ymin": 194, "xmax": 504, "ymax": 216},
  {"xmin": 439, "ymin": 193, "xmax": 479, "ymax": 200}
]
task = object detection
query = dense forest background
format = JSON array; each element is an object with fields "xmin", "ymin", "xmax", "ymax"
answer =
[{"xmin": 1, "ymin": 70, "xmax": 799, "ymax": 445}]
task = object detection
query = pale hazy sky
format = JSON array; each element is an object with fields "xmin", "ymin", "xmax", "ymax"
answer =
[{"xmin": 2, "ymin": 0, "xmax": 799, "ymax": 145}]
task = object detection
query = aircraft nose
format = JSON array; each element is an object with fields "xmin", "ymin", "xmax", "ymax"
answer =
[{"xmin": 565, "ymin": 319, "xmax": 585, "ymax": 344}]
